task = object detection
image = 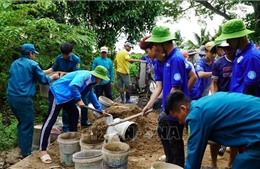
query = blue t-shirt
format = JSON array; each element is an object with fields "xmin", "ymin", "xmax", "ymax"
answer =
[
  {"xmin": 230, "ymin": 41, "xmax": 260, "ymax": 96},
  {"xmin": 185, "ymin": 92, "xmax": 260, "ymax": 168},
  {"xmin": 51, "ymin": 70, "xmax": 95, "ymax": 105},
  {"xmin": 52, "ymin": 54, "xmax": 81, "ymax": 72},
  {"xmin": 162, "ymin": 48, "xmax": 189, "ymax": 118},
  {"xmin": 92, "ymin": 56, "xmax": 114, "ymax": 85},
  {"xmin": 195, "ymin": 57, "xmax": 213, "ymax": 97},
  {"xmin": 7, "ymin": 56, "xmax": 51, "ymax": 97},
  {"xmin": 212, "ymin": 55, "xmax": 233, "ymax": 92}
]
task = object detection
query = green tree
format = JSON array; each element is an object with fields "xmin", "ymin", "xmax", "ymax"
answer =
[
  {"xmin": 0, "ymin": 1, "xmax": 96, "ymax": 116},
  {"xmin": 185, "ymin": 28, "xmax": 214, "ymax": 49},
  {"xmin": 33, "ymin": 1, "xmax": 163, "ymax": 49}
]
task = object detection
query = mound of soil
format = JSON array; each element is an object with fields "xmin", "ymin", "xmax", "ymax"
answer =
[{"xmin": 5, "ymin": 103, "xmax": 230, "ymax": 169}]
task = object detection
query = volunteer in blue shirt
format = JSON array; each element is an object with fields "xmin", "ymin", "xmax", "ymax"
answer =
[
  {"xmin": 92, "ymin": 46, "xmax": 114, "ymax": 100},
  {"xmin": 193, "ymin": 41, "xmax": 216, "ymax": 97},
  {"xmin": 165, "ymin": 91, "xmax": 260, "ymax": 169},
  {"xmin": 143, "ymin": 26, "xmax": 189, "ymax": 167},
  {"xmin": 210, "ymin": 40, "xmax": 238, "ymax": 169},
  {"xmin": 38, "ymin": 66, "xmax": 109, "ymax": 164},
  {"xmin": 44, "ymin": 42, "xmax": 83, "ymax": 131},
  {"xmin": 7, "ymin": 44, "xmax": 59, "ymax": 159},
  {"xmin": 217, "ymin": 19, "xmax": 260, "ymax": 97}
]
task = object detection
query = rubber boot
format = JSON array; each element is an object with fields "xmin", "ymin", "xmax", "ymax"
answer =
[
  {"xmin": 120, "ymin": 92, "xmax": 125, "ymax": 103},
  {"xmin": 125, "ymin": 92, "xmax": 133, "ymax": 103}
]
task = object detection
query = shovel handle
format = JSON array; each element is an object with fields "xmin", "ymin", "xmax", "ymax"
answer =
[
  {"xmin": 109, "ymin": 108, "xmax": 153, "ymax": 126},
  {"xmin": 82, "ymin": 105, "xmax": 103, "ymax": 114}
]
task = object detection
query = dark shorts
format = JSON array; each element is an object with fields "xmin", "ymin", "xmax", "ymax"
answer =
[{"xmin": 117, "ymin": 72, "xmax": 130, "ymax": 89}]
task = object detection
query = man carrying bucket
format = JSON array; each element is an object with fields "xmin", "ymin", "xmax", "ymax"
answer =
[{"xmin": 38, "ymin": 66, "xmax": 109, "ymax": 164}]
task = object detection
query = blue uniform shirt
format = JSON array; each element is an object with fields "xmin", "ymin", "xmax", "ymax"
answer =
[
  {"xmin": 212, "ymin": 55, "xmax": 233, "ymax": 91},
  {"xmin": 185, "ymin": 92, "xmax": 260, "ymax": 169},
  {"xmin": 92, "ymin": 56, "xmax": 114, "ymax": 85},
  {"xmin": 7, "ymin": 56, "xmax": 51, "ymax": 97},
  {"xmin": 162, "ymin": 48, "xmax": 189, "ymax": 110},
  {"xmin": 52, "ymin": 54, "xmax": 81, "ymax": 72},
  {"xmin": 50, "ymin": 70, "xmax": 101, "ymax": 111},
  {"xmin": 230, "ymin": 41, "xmax": 260, "ymax": 96},
  {"xmin": 195, "ymin": 57, "xmax": 213, "ymax": 96}
]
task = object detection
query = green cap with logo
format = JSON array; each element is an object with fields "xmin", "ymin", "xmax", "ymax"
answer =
[
  {"xmin": 91, "ymin": 65, "xmax": 110, "ymax": 81},
  {"xmin": 145, "ymin": 26, "xmax": 176, "ymax": 43},
  {"xmin": 217, "ymin": 19, "xmax": 254, "ymax": 41}
]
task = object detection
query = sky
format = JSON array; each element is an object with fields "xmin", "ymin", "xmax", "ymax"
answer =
[
  {"xmin": 115, "ymin": 14, "xmax": 224, "ymax": 54},
  {"xmin": 115, "ymin": 3, "xmax": 253, "ymax": 54}
]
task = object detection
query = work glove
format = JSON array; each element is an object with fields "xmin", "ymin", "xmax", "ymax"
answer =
[{"xmin": 152, "ymin": 98, "xmax": 162, "ymax": 110}]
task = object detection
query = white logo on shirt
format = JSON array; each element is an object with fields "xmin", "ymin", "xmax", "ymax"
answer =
[
  {"xmin": 248, "ymin": 71, "xmax": 256, "ymax": 80},
  {"xmin": 166, "ymin": 63, "xmax": 170, "ymax": 67},
  {"xmin": 237, "ymin": 56, "xmax": 243, "ymax": 63},
  {"xmin": 174, "ymin": 73, "xmax": 181, "ymax": 81}
]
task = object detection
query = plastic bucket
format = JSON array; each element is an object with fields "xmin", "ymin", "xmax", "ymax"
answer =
[
  {"xmin": 104, "ymin": 133, "xmax": 120, "ymax": 144},
  {"xmin": 102, "ymin": 142, "xmax": 130, "ymax": 169},
  {"xmin": 72, "ymin": 150, "xmax": 103, "ymax": 169},
  {"xmin": 32, "ymin": 125, "xmax": 50, "ymax": 149},
  {"xmin": 80, "ymin": 135, "xmax": 104, "ymax": 151},
  {"xmin": 114, "ymin": 119, "xmax": 138, "ymax": 141},
  {"xmin": 57, "ymin": 132, "xmax": 81, "ymax": 166},
  {"xmin": 151, "ymin": 162, "xmax": 183, "ymax": 169},
  {"xmin": 99, "ymin": 96, "xmax": 114, "ymax": 109}
]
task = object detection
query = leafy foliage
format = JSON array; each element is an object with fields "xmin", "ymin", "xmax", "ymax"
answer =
[
  {"xmin": 0, "ymin": 1, "xmax": 96, "ymax": 123},
  {"xmin": 34, "ymin": 1, "xmax": 163, "ymax": 49}
]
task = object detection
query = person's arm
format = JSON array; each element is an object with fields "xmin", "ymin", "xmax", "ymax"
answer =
[
  {"xmin": 185, "ymin": 110, "xmax": 210, "ymax": 169},
  {"xmin": 197, "ymin": 71, "xmax": 212, "ymax": 78},
  {"xmin": 126, "ymin": 58, "xmax": 142, "ymax": 63},
  {"xmin": 43, "ymin": 68, "xmax": 54, "ymax": 75},
  {"xmin": 211, "ymin": 79, "xmax": 219, "ymax": 94},
  {"xmin": 88, "ymin": 89, "xmax": 102, "ymax": 111},
  {"xmin": 188, "ymin": 69, "xmax": 197, "ymax": 91},
  {"xmin": 142, "ymin": 81, "xmax": 162, "ymax": 115}
]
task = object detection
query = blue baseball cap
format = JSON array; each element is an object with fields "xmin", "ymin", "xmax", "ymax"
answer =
[{"xmin": 21, "ymin": 44, "xmax": 39, "ymax": 54}]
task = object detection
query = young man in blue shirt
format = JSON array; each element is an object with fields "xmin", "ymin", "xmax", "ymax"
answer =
[
  {"xmin": 44, "ymin": 42, "xmax": 84, "ymax": 131},
  {"xmin": 217, "ymin": 19, "xmax": 260, "ymax": 97},
  {"xmin": 165, "ymin": 91, "xmax": 260, "ymax": 169},
  {"xmin": 194, "ymin": 41, "xmax": 216, "ymax": 97},
  {"xmin": 142, "ymin": 26, "xmax": 189, "ymax": 167},
  {"xmin": 92, "ymin": 46, "xmax": 114, "ymax": 100},
  {"xmin": 210, "ymin": 40, "xmax": 238, "ymax": 169},
  {"xmin": 7, "ymin": 44, "xmax": 59, "ymax": 159},
  {"xmin": 38, "ymin": 66, "xmax": 108, "ymax": 164}
]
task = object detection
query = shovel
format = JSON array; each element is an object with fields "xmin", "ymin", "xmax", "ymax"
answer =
[{"xmin": 108, "ymin": 108, "xmax": 153, "ymax": 126}]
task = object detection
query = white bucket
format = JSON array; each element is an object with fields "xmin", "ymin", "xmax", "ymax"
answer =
[
  {"xmin": 57, "ymin": 132, "xmax": 81, "ymax": 166},
  {"xmin": 104, "ymin": 133, "xmax": 120, "ymax": 144},
  {"xmin": 99, "ymin": 96, "xmax": 113, "ymax": 109},
  {"xmin": 114, "ymin": 118, "xmax": 138, "ymax": 141},
  {"xmin": 32, "ymin": 125, "xmax": 50, "ymax": 149},
  {"xmin": 72, "ymin": 150, "xmax": 103, "ymax": 169},
  {"xmin": 151, "ymin": 162, "xmax": 183, "ymax": 169},
  {"xmin": 80, "ymin": 135, "xmax": 104, "ymax": 151},
  {"xmin": 102, "ymin": 142, "xmax": 130, "ymax": 169}
]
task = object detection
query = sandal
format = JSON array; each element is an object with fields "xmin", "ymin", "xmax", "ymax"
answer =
[{"xmin": 40, "ymin": 154, "xmax": 52, "ymax": 164}]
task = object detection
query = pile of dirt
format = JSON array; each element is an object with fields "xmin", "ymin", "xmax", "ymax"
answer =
[{"xmin": 6, "ymin": 103, "xmax": 230, "ymax": 169}]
